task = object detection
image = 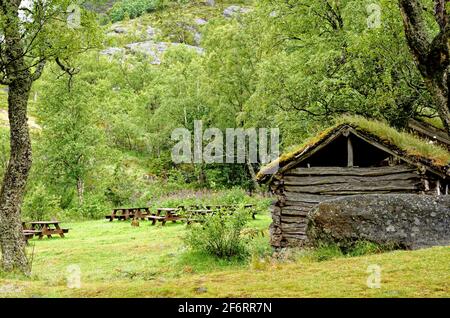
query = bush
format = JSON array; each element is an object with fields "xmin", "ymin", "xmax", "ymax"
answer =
[
  {"xmin": 109, "ymin": 0, "xmax": 164, "ymax": 22},
  {"xmin": 306, "ymin": 241, "xmax": 395, "ymax": 262},
  {"xmin": 66, "ymin": 195, "xmax": 110, "ymax": 220},
  {"xmin": 308, "ymin": 243, "xmax": 344, "ymax": 262},
  {"xmin": 23, "ymin": 183, "xmax": 61, "ymax": 221},
  {"xmin": 184, "ymin": 208, "xmax": 251, "ymax": 259}
]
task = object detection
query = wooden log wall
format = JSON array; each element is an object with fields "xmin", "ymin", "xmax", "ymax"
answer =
[{"xmin": 269, "ymin": 165, "xmax": 428, "ymax": 248}]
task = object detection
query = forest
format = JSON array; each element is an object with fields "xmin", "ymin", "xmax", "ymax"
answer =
[{"xmin": 0, "ymin": 0, "xmax": 448, "ymax": 299}]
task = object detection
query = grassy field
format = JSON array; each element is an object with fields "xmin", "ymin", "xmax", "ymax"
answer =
[{"xmin": 0, "ymin": 214, "xmax": 449, "ymax": 298}]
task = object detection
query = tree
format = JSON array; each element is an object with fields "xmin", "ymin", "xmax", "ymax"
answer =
[
  {"xmin": 246, "ymin": 0, "xmax": 435, "ymax": 133},
  {"xmin": 0, "ymin": 0, "xmax": 100, "ymax": 273},
  {"xmin": 398, "ymin": 0, "xmax": 450, "ymax": 134},
  {"xmin": 37, "ymin": 64, "xmax": 106, "ymax": 207}
]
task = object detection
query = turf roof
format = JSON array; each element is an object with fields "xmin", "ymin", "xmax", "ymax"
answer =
[{"xmin": 256, "ymin": 116, "xmax": 450, "ymax": 183}]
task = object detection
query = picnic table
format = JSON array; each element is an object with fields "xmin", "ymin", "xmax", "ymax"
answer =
[
  {"xmin": 105, "ymin": 207, "xmax": 150, "ymax": 221},
  {"xmin": 181, "ymin": 209, "xmax": 214, "ymax": 224},
  {"xmin": 26, "ymin": 221, "xmax": 68, "ymax": 240},
  {"xmin": 148, "ymin": 208, "xmax": 181, "ymax": 226}
]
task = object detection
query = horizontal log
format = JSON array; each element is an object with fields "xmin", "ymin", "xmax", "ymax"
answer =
[
  {"xmin": 320, "ymin": 190, "xmax": 418, "ymax": 195},
  {"xmin": 285, "ymin": 166, "xmax": 416, "ymax": 177},
  {"xmin": 281, "ymin": 223, "xmax": 307, "ymax": 232},
  {"xmin": 281, "ymin": 204, "xmax": 315, "ymax": 211},
  {"xmin": 281, "ymin": 209, "xmax": 310, "ymax": 217},
  {"xmin": 284, "ymin": 193, "xmax": 342, "ymax": 203},
  {"xmin": 283, "ymin": 234, "xmax": 307, "ymax": 240},
  {"xmin": 284, "ymin": 180, "xmax": 422, "ymax": 194},
  {"xmin": 282, "ymin": 173, "xmax": 421, "ymax": 186},
  {"xmin": 281, "ymin": 215, "xmax": 307, "ymax": 224}
]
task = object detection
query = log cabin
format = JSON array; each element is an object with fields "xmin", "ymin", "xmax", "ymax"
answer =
[{"xmin": 256, "ymin": 117, "xmax": 450, "ymax": 248}]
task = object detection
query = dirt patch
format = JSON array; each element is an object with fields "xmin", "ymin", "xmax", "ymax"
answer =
[{"xmin": 0, "ymin": 109, "xmax": 41, "ymax": 130}]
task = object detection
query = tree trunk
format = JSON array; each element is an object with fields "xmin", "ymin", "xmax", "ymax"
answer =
[
  {"xmin": 398, "ymin": 0, "xmax": 450, "ymax": 134},
  {"xmin": 77, "ymin": 178, "xmax": 84, "ymax": 205},
  {"xmin": 0, "ymin": 78, "xmax": 33, "ymax": 274},
  {"xmin": 246, "ymin": 161, "xmax": 260, "ymax": 191},
  {"xmin": 425, "ymin": 75, "xmax": 450, "ymax": 132}
]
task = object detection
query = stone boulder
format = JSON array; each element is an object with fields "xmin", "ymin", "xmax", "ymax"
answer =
[
  {"xmin": 307, "ymin": 194, "xmax": 450, "ymax": 250},
  {"xmin": 100, "ymin": 47, "xmax": 124, "ymax": 56},
  {"xmin": 223, "ymin": 6, "xmax": 252, "ymax": 18},
  {"xmin": 125, "ymin": 41, "xmax": 204, "ymax": 64}
]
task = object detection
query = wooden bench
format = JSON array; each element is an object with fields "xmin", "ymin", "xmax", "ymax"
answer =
[
  {"xmin": 148, "ymin": 208, "xmax": 181, "ymax": 226},
  {"xmin": 106, "ymin": 207, "xmax": 150, "ymax": 221},
  {"xmin": 23, "ymin": 229, "xmax": 42, "ymax": 244},
  {"xmin": 28, "ymin": 221, "xmax": 66, "ymax": 239}
]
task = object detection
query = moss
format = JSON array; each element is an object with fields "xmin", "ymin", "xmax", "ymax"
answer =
[{"xmin": 257, "ymin": 115, "xmax": 450, "ymax": 181}]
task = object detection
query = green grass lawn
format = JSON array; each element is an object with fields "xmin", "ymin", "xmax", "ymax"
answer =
[{"xmin": 0, "ymin": 214, "xmax": 449, "ymax": 298}]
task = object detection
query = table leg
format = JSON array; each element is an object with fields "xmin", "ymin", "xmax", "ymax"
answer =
[{"xmin": 55, "ymin": 224, "xmax": 65, "ymax": 238}]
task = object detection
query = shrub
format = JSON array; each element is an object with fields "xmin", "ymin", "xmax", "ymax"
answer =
[
  {"xmin": 23, "ymin": 183, "xmax": 61, "ymax": 221},
  {"xmin": 184, "ymin": 208, "xmax": 251, "ymax": 259},
  {"xmin": 306, "ymin": 241, "xmax": 396, "ymax": 262},
  {"xmin": 109, "ymin": 0, "xmax": 164, "ymax": 22},
  {"xmin": 308, "ymin": 243, "xmax": 344, "ymax": 262},
  {"xmin": 345, "ymin": 240, "xmax": 387, "ymax": 257}
]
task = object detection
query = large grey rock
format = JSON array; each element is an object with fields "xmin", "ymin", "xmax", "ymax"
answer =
[
  {"xmin": 125, "ymin": 41, "xmax": 204, "ymax": 64},
  {"xmin": 194, "ymin": 18, "xmax": 208, "ymax": 26},
  {"xmin": 145, "ymin": 26, "xmax": 159, "ymax": 40},
  {"xmin": 223, "ymin": 6, "xmax": 252, "ymax": 18},
  {"xmin": 307, "ymin": 194, "xmax": 450, "ymax": 250},
  {"xmin": 108, "ymin": 25, "xmax": 128, "ymax": 35},
  {"xmin": 100, "ymin": 47, "xmax": 124, "ymax": 57}
]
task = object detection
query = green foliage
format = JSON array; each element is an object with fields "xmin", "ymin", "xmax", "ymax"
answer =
[
  {"xmin": 345, "ymin": 240, "xmax": 388, "ymax": 257},
  {"xmin": 308, "ymin": 243, "xmax": 344, "ymax": 262},
  {"xmin": 110, "ymin": 0, "xmax": 164, "ymax": 22},
  {"xmin": 14, "ymin": 0, "xmax": 447, "ymax": 221},
  {"xmin": 22, "ymin": 183, "xmax": 61, "ymax": 221},
  {"xmin": 184, "ymin": 208, "xmax": 251, "ymax": 259},
  {"xmin": 306, "ymin": 241, "xmax": 397, "ymax": 262}
]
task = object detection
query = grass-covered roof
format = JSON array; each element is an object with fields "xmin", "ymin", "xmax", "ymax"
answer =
[{"xmin": 257, "ymin": 116, "xmax": 450, "ymax": 183}]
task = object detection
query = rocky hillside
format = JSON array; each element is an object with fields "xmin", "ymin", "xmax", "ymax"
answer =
[{"xmin": 99, "ymin": 0, "xmax": 254, "ymax": 63}]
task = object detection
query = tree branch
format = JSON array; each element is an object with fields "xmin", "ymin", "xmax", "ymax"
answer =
[
  {"xmin": 55, "ymin": 57, "xmax": 79, "ymax": 90},
  {"xmin": 398, "ymin": 0, "xmax": 431, "ymax": 63},
  {"xmin": 31, "ymin": 60, "xmax": 46, "ymax": 81}
]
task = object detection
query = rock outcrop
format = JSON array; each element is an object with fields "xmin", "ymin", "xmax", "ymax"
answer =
[
  {"xmin": 223, "ymin": 6, "xmax": 252, "ymax": 18},
  {"xmin": 101, "ymin": 41, "xmax": 204, "ymax": 64},
  {"xmin": 307, "ymin": 194, "xmax": 450, "ymax": 250}
]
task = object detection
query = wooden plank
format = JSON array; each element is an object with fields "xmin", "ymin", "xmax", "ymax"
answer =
[
  {"xmin": 284, "ymin": 180, "xmax": 422, "ymax": 194},
  {"xmin": 347, "ymin": 137, "xmax": 354, "ymax": 167},
  {"xmin": 281, "ymin": 203, "xmax": 315, "ymax": 210},
  {"xmin": 286, "ymin": 166, "xmax": 416, "ymax": 177},
  {"xmin": 281, "ymin": 209, "xmax": 310, "ymax": 217},
  {"xmin": 283, "ymin": 233, "xmax": 307, "ymax": 240},
  {"xmin": 283, "ymin": 172, "xmax": 420, "ymax": 186},
  {"xmin": 284, "ymin": 192, "xmax": 343, "ymax": 203},
  {"xmin": 281, "ymin": 216, "xmax": 307, "ymax": 224}
]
